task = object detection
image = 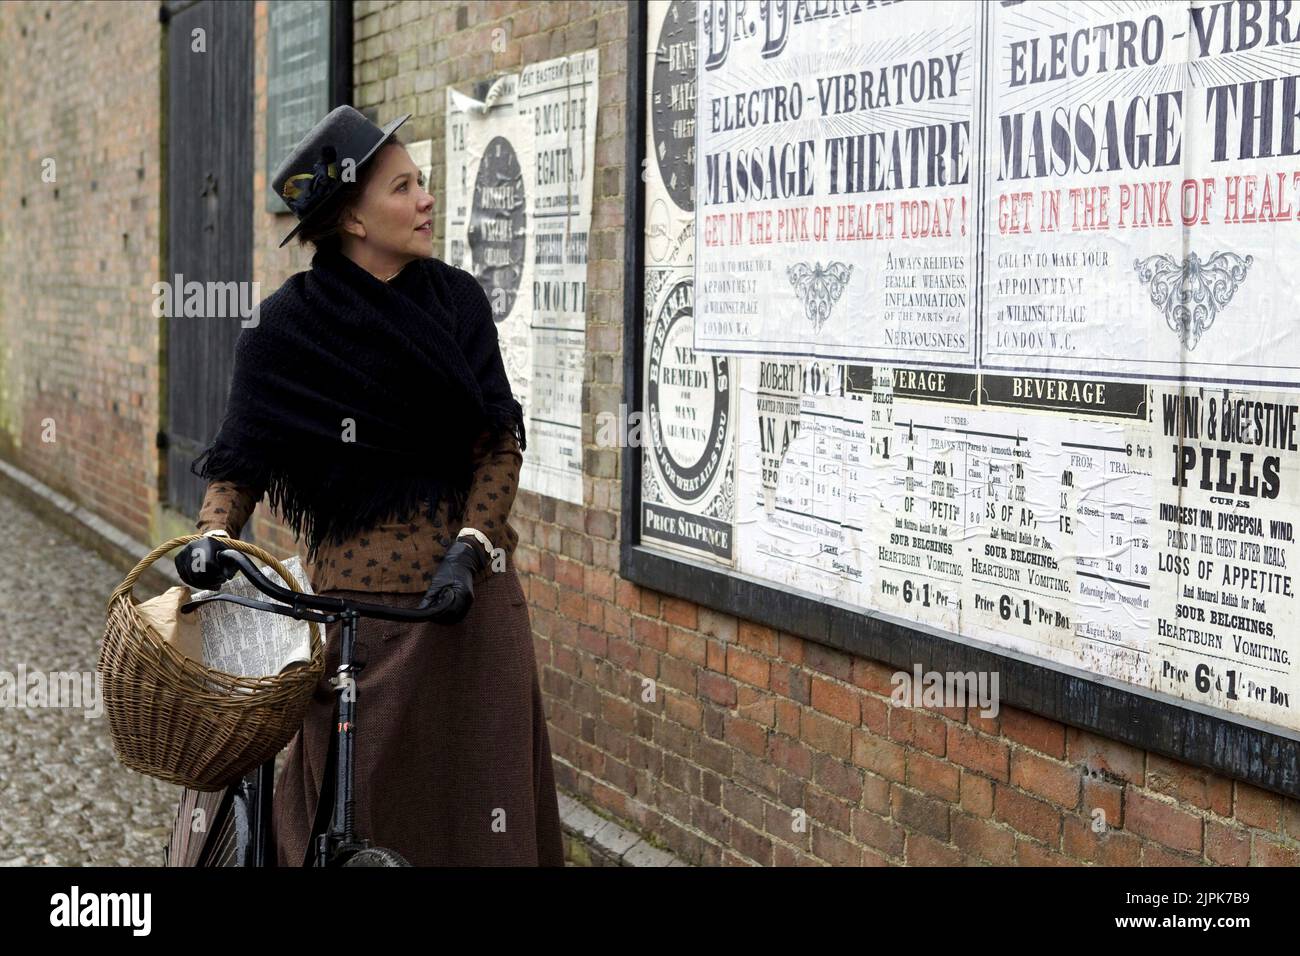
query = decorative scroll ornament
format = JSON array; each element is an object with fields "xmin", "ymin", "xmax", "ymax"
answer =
[
  {"xmin": 1133, "ymin": 251, "xmax": 1254, "ymax": 351},
  {"xmin": 787, "ymin": 261, "xmax": 853, "ymax": 333},
  {"xmin": 280, "ymin": 145, "xmax": 341, "ymax": 216}
]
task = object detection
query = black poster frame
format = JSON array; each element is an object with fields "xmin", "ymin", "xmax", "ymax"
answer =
[{"xmin": 618, "ymin": 0, "xmax": 1300, "ymax": 799}]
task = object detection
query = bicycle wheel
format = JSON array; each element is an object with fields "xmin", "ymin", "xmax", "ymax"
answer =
[
  {"xmin": 164, "ymin": 759, "xmax": 275, "ymax": 866},
  {"xmin": 341, "ymin": 847, "xmax": 411, "ymax": 867}
]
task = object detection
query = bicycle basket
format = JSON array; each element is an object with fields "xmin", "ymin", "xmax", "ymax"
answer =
[{"xmin": 100, "ymin": 534, "xmax": 324, "ymax": 791}]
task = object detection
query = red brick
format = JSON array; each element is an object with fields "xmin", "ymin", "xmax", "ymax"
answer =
[
  {"xmin": 906, "ymin": 751, "xmax": 960, "ymax": 802},
  {"xmin": 697, "ymin": 671, "xmax": 736, "ymax": 707},
  {"xmin": 666, "ymin": 625, "xmax": 707, "ymax": 666},
  {"xmin": 1066, "ymin": 728, "xmax": 1145, "ymax": 785},
  {"xmin": 723, "ymin": 714, "xmax": 769, "ymax": 758},
  {"xmin": 769, "ymin": 736, "xmax": 813, "ymax": 777},
  {"xmin": 1205, "ymin": 819, "xmax": 1251, "ymax": 866},
  {"xmin": 861, "ymin": 695, "xmax": 889, "ymax": 735},
  {"xmin": 886, "ymin": 704, "xmax": 946, "ymax": 756},
  {"xmin": 1146, "ymin": 754, "xmax": 1232, "ymax": 816},
  {"xmin": 765, "ymin": 800, "xmax": 811, "ymax": 847},
  {"xmin": 966, "ymin": 707, "xmax": 996, "ymax": 735},
  {"xmin": 811, "ymin": 826, "xmax": 862, "ymax": 866},
  {"xmin": 851, "ymin": 809, "xmax": 905, "ymax": 858},
  {"xmin": 951, "ymin": 812, "xmax": 1016, "ymax": 865},
  {"xmin": 692, "ymin": 737, "xmax": 733, "ymax": 776},
  {"xmin": 1125, "ymin": 791, "xmax": 1204, "ymax": 855},
  {"xmin": 992, "ymin": 784, "xmax": 1062, "ymax": 846},
  {"xmin": 1009, "ymin": 750, "xmax": 1081, "ymax": 808},
  {"xmin": 657, "ymin": 654, "xmax": 697, "ymax": 694},
  {"xmin": 850, "ymin": 658, "xmax": 897, "ymax": 695},
  {"xmin": 726, "ymin": 645, "xmax": 771, "ymax": 689},
  {"xmin": 631, "ymin": 615, "xmax": 667, "ymax": 651},
  {"xmin": 803, "ymin": 787, "xmax": 851, "ymax": 834},
  {"xmin": 850, "ymin": 730, "xmax": 905, "ymax": 782},
  {"xmin": 999, "ymin": 707, "xmax": 1065, "ymax": 758},
  {"xmin": 906, "ymin": 832, "xmax": 964, "ymax": 866},
  {"xmin": 555, "ymin": 556, "xmax": 584, "ymax": 590},
  {"xmin": 730, "ymin": 820, "xmax": 774, "ymax": 866},
  {"xmin": 811, "ymin": 677, "xmax": 859, "ymax": 723},
  {"xmin": 862, "ymin": 773, "xmax": 891, "ymax": 815},
  {"xmin": 1082, "ymin": 776, "xmax": 1124, "ymax": 831},
  {"xmin": 812, "ymin": 753, "xmax": 865, "ymax": 803},
  {"xmin": 773, "ymin": 844, "xmax": 820, "ymax": 866},
  {"xmin": 660, "ymin": 595, "xmax": 697, "ymax": 629},
  {"xmin": 892, "ymin": 787, "xmax": 950, "ymax": 842},
  {"xmin": 801, "ymin": 709, "xmax": 852, "ymax": 760},
  {"xmin": 1062, "ymin": 816, "xmax": 1142, "ymax": 865},
  {"xmin": 1285, "ymin": 798, "xmax": 1300, "ymax": 842},
  {"xmin": 1141, "ymin": 843, "xmax": 1204, "ymax": 867},
  {"xmin": 803, "ymin": 642, "xmax": 853, "ymax": 681},
  {"xmin": 737, "ymin": 620, "xmax": 779, "ymax": 655},
  {"xmin": 953, "ymin": 774, "xmax": 992, "ymax": 823},
  {"xmin": 664, "ymin": 692, "xmax": 702, "ymax": 730},
  {"xmin": 947, "ymin": 724, "xmax": 1010, "ymax": 781},
  {"xmin": 1015, "ymin": 840, "xmax": 1078, "ymax": 866},
  {"xmin": 1252, "ymin": 837, "xmax": 1300, "ymax": 866},
  {"xmin": 777, "ymin": 632, "xmax": 806, "ymax": 665},
  {"xmin": 705, "ymin": 638, "xmax": 726, "ymax": 673},
  {"xmin": 1235, "ymin": 782, "xmax": 1283, "ymax": 832},
  {"xmin": 722, "ymin": 783, "xmax": 768, "ymax": 830},
  {"xmin": 774, "ymin": 699, "xmax": 801, "ymax": 736},
  {"xmin": 736, "ymin": 686, "xmax": 775, "ymax": 727}
]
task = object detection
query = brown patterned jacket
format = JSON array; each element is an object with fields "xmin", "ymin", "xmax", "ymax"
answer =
[{"xmin": 194, "ymin": 428, "xmax": 521, "ymax": 593}]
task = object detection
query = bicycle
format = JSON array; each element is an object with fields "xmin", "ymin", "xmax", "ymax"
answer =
[{"xmin": 162, "ymin": 545, "xmax": 454, "ymax": 867}]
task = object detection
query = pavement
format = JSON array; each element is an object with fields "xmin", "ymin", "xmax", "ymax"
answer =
[{"xmin": 0, "ymin": 490, "xmax": 180, "ymax": 866}]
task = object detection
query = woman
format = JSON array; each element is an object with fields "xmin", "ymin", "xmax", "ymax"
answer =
[{"xmin": 176, "ymin": 106, "xmax": 564, "ymax": 867}]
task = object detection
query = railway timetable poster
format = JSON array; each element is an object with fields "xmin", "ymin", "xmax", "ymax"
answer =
[{"xmin": 639, "ymin": 0, "xmax": 1300, "ymax": 733}]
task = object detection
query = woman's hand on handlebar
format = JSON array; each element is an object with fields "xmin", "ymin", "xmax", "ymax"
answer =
[
  {"xmin": 420, "ymin": 539, "xmax": 487, "ymax": 625},
  {"xmin": 175, "ymin": 532, "xmax": 238, "ymax": 590}
]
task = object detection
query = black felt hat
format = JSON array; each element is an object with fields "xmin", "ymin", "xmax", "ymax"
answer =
[{"xmin": 272, "ymin": 105, "xmax": 411, "ymax": 248}]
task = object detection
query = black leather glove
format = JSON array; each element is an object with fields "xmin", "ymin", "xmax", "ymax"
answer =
[
  {"xmin": 420, "ymin": 539, "xmax": 488, "ymax": 625},
  {"xmin": 175, "ymin": 535, "xmax": 238, "ymax": 590}
]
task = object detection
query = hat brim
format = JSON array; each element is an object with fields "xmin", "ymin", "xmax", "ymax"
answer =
[{"xmin": 277, "ymin": 112, "xmax": 412, "ymax": 249}]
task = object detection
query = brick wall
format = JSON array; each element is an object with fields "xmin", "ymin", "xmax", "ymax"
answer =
[
  {"xmin": 1, "ymin": 0, "xmax": 1297, "ymax": 866},
  {"xmin": 0, "ymin": 1, "xmax": 162, "ymax": 539}
]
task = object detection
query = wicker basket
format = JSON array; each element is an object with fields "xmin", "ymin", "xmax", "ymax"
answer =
[{"xmin": 100, "ymin": 533, "xmax": 325, "ymax": 791}]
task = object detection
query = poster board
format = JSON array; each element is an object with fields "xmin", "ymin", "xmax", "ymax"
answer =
[{"xmin": 626, "ymin": 0, "xmax": 1300, "ymax": 791}]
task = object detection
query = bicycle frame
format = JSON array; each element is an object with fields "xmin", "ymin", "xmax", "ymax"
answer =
[{"xmin": 178, "ymin": 548, "xmax": 453, "ymax": 866}]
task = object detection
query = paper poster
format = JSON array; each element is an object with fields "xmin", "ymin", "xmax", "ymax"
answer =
[
  {"xmin": 641, "ymin": 0, "xmax": 738, "ymax": 562},
  {"xmin": 445, "ymin": 50, "xmax": 599, "ymax": 505},
  {"xmin": 983, "ymin": 0, "xmax": 1300, "ymax": 387},
  {"xmin": 633, "ymin": 0, "xmax": 1300, "ymax": 733},
  {"xmin": 692, "ymin": 0, "xmax": 980, "ymax": 367}
]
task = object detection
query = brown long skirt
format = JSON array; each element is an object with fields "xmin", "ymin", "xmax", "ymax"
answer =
[{"xmin": 269, "ymin": 564, "xmax": 564, "ymax": 866}]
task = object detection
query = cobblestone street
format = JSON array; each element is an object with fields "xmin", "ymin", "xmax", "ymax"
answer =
[{"xmin": 0, "ymin": 491, "xmax": 179, "ymax": 866}]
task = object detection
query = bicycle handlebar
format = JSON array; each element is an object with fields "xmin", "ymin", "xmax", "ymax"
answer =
[{"xmin": 183, "ymin": 548, "xmax": 454, "ymax": 624}]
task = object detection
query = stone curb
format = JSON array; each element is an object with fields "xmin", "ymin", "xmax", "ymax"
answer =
[
  {"xmin": 557, "ymin": 791, "xmax": 687, "ymax": 867},
  {"xmin": 0, "ymin": 457, "xmax": 182, "ymax": 595}
]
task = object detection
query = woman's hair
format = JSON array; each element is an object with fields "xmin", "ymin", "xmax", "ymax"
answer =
[{"xmin": 295, "ymin": 134, "xmax": 404, "ymax": 253}]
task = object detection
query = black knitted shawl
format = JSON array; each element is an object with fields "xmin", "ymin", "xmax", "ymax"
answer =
[{"xmin": 190, "ymin": 247, "xmax": 526, "ymax": 563}]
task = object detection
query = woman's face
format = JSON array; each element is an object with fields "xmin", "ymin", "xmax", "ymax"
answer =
[{"xmin": 342, "ymin": 142, "xmax": 435, "ymax": 261}]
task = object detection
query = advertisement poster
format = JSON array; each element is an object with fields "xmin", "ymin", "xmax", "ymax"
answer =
[
  {"xmin": 641, "ymin": 0, "xmax": 738, "ymax": 562},
  {"xmin": 635, "ymin": 0, "xmax": 1300, "ymax": 735},
  {"xmin": 983, "ymin": 0, "xmax": 1300, "ymax": 387},
  {"xmin": 445, "ymin": 49, "xmax": 598, "ymax": 505},
  {"xmin": 692, "ymin": 0, "xmax": 981, "ymax": 367}
]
